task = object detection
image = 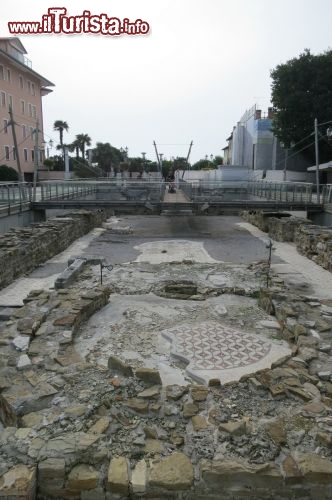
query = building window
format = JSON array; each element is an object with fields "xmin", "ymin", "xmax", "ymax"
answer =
[
  {"xmin": 19, "ymin": 76, "xmax": 23, "ymax": 89},
  {"xmin": 31, "ymin": 149, "xmax": 34, "ymax": 161},
  {"xmin": 21, "ymin": 100, "xmax": 25, "ymax": 115},
  {"xmin": 31, "ymin": 83, "xmax": 35, "ymax": 96},
  {"xmin": 29, "ymin": 103, "xmax": 33, "ymax": 117},
  {"xmin": 30, "ymin": 127, "xmax": 34, "ymax": 139},
  {"xmin": 3, "ymin": 119, "xmax": 8, "ymax": 133},
  {"xmin": 1, "ymin": 92, "xmax": 6, "ymax": 107},
  {"xmin": 4, "ymin": 146, "xmax": 10, "ymax": 161},
  {"xmin": 24, "ymin": 148, "xmax": 28, "ymax": 161},
  {"xmin": 8, "ymin": 95, "xmax": 13, "ymax": 111},
  {"xmin": 27, "ymin": 81, "xmax": 31, "ymax": 93},
  {"xmin": 0, "ymin": 66, "xmax": 4, "ymax": 80},
  {"xmin": 7, "ymin": 69, "xmax": 11, "ymax": 82},
  {"xmin": 22, "ymin": 125, "xmax": 26, "ymax": 138},
  {"xmin": 12, "ymin": 147, "xmax": 16, "ymax": 161},
  {"xmin": 32, "ymin": 105, "xmax": 36, "ymax": 118}
]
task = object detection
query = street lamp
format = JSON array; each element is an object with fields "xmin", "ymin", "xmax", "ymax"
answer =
[{"xmin": 279, "ymin": 141, "xmax": 295, "ymax": 182}]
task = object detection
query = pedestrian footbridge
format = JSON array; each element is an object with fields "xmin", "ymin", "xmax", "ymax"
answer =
[{"xmin": 0, "ymin": 179, "xmax": 328, "ymax": 217}]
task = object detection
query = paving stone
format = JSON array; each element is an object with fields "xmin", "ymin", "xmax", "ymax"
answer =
[{"xmin": 149, "ymin": 452, "xmax": 194, "ymax": 490}]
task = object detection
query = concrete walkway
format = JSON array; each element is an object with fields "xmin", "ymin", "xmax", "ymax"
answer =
[
  {"xmin": 238, "ymin": 222, "xmax": 332, "ymax": 299},
  {"xmin": 163, "ymin": 188, "xmax": 190, "ymax": 203}
]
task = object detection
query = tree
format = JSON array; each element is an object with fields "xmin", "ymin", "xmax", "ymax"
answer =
[
  {"xmin": 75, "ymin": 133, "xmax": 91, "ymax": 159},
  {"xmin": 92, "ymin": 142, "xmax": 123, "ymax": 176},
  {"xmin": 0, "ymin": 165, "xmax": 19, "ymax": 181},
  {"xmin": 271, "ymin": 49, "xmax": 332, "ymax": 163},
  {"xmin": 53, "ymin": 120, "xmax": 69, "ymax": 157},
  {"xmin": 191, "ymin": 159, "xmax": 217, "ymax": 170}
]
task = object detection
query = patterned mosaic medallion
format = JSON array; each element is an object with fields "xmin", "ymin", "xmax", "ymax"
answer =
[{"xmin": 161, "ymin": 321, "xmax": 272, "ymax": 370}]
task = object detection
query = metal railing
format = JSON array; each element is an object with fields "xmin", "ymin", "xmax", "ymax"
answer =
[
  {"xmin": 322, "ymin": 184, "xmax": 332, "ymax": 205},
  {"xmin": 39, "ymin": 182, "xmax": 97, "ymax": 201},
  {"xmin": 248, "ymin": 181, "xmax": 313, "ymax": 203},
  {"xmin": 179, "ymin": 179, "xmax": 314, "ymax": 204},
  {"xmin": 38, "ymin": 180, "xmax": 166, "ymax": 203},
  {"xmin": 0, "ymin": 182, "xmax": 32, "ymax": 214}
]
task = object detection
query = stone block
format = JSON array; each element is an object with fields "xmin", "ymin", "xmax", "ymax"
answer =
[
  {"xmin": 131, "ymin": 459, "xmax": 147, "ymax": 494},
  {"xmin": 0, "ymin": 465, "xmax": 36, "ymax": 499},
  {"xmin": 135, "ymin": 367, "xmax": 162, "ymax": 385},
  {"xmin": 107, "ymin": 457, "xmax": 129, "ymax": 494},
  {"xmin": 38, "ymin": 458, "xmax": 66, "ymax": 481},
  {"xmin": 201, "ymin": 459, "xmax": 283, "ymax": 490},
  {"xmin": 67, "ymin": 464, "xmax": 99, "ymax": 491},
  {"xmin": 149, "ymin": 452, "xmax": 194, "ymax": 490},
  {"xmin": 108, "ymin": 356, "xmax": 134, "ymax": 377},
  {"xmin": 295, "ymin": 452, "xmax": 332, "ymax": 484}
]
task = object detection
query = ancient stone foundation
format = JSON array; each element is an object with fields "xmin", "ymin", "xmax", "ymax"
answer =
[
  {"xmin": 0, "ymin": 278, "xmax": 331, "ymax": 499},
  {"xmin": 241, "ymin": 210, "xmax": 332, "ymax": 271},
  {"xmin": 0, "ymin": 210, "xmax": 108, "ymax": 290}
]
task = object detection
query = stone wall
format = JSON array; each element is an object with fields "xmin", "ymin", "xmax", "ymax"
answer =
[
  {"xmin": 295, "ymin": 224, "xmax": 332, "ymax": 271},
  {"xmin": 242, "ymin": 210, "xmax": 332, "ymax": 271},
  {"xmin": 0, "ymin": 210, "xmax": 108, "ymax": 290}
]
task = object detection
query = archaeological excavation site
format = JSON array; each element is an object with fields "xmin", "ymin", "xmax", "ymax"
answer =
[{"xmin": 0, "ymin": 210, "xmax": 332, "ymax": 499}]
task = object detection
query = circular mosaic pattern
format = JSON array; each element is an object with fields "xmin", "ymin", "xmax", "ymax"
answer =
[{"xmin": 162, "ymin": 321, "xmax": 271, "ymax": 370}]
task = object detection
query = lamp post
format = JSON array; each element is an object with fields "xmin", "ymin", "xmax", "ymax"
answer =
[
  {"xmin": 314, "ymin": 118, "xmax": 320, "ymax": 204},
  {"xmin": 141, "ymin": 152, "xmax": 146, "ymax": 178}
]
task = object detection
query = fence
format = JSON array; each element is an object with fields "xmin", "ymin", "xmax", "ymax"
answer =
[{"xmin": 179, "ymin": 179, "xmax": 314, "ymax": 204}]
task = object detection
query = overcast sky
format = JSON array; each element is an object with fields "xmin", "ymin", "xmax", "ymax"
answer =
[{"xmin": 2, "ymin": 0, "xmax": 332, "ymax": 162}]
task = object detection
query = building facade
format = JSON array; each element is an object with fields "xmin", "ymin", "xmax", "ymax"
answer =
[
  {"xmin": 0, "ymin": 37, "xmax": 54, "ymax": 181},
  {"xmin": 224, "ymin": 104, "xmax": 312, "ymax": 180}
]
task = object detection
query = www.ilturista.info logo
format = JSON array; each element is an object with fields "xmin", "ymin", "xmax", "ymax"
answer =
[{"xmin": 8, "ymin": 8, "xmax": 150, "ymax": 36}]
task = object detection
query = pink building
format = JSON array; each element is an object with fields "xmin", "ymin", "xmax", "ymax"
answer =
[{"xmin": 0, "ymin": 37, "xmax": 54, "ymax": 181}]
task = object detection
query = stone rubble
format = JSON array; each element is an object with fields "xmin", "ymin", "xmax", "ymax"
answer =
[{"xmin": 0, "ymin": 213, "xmax": 331, "ymax": 498}]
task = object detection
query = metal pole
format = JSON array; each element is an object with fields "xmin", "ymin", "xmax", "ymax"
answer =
[
  {"xmin": 33, "ymin": 120, "xmax": 39, "ymax": 202},
  {"xmin": 8, "ymin": 105, "xmax": 24, "ymax": 184},
  {"xmin": 64, "ymin": 147, "xmax": 70, "ymax": 180},
  {"xmin": 283, "ymin": 148, "xmax": 288, "ymax": 182},
  {"xmin": 314, "ymin": 118, "xmax": 320, "ymax": 204}
]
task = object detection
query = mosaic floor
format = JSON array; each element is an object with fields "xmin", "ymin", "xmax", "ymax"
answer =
[{"xmin": 161, "ymin": 321, "xmax": 291, "ymax": 385}]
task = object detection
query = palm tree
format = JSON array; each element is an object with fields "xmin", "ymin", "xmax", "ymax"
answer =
[
  {"xmin": 76, "ymin": 133, "xmax": 91, "ymax": 159},
  {"xmin": 53, "ymin": 120, "xmax": 69, "ymax": 157}
]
